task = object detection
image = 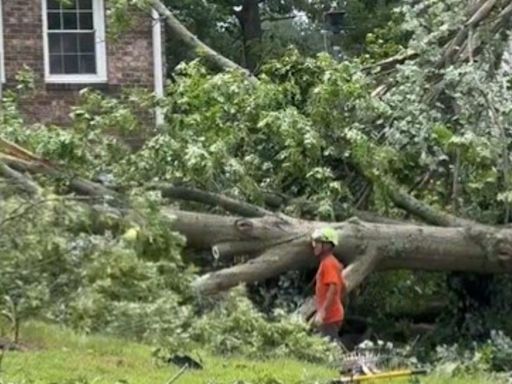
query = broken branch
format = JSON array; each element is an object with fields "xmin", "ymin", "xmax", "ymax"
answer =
[
  {"xmin": 0, "ymin": 161, "xmax": 41, "ymax": 196},
  {"xmin": 149, "ymin": 0, "xmax": 254, "ymax": 79},
  {"xmin": 155, "ymin": 183, "xmax": 273, "ymax": 218}
]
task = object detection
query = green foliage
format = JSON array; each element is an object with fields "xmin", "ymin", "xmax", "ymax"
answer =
[
  {"xmin": 106, "ymin": 0, "xmax": 151, "ymax": 38},
  {"xmin": 159, "ymin": 0, "xmax": 406, "ymax": 71},
  {"xmin": 433, "ymin": 331, "xmax": 512, "ymax": 377},
  {"xmin": 0, "ymin": 192, "xmax": 188, "ymax": 338},
  {"xmin": 0, "ymin": 188, "xmax": 338, "ymax": 362},
  {"xmin": 189, "ymin": 288, "xmax": 339, "ymax": 363}
]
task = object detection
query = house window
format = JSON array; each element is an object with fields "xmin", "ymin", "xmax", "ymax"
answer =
[{"xmin": 43, "ymin": 0, "xmax": 107, "ymax": 83}]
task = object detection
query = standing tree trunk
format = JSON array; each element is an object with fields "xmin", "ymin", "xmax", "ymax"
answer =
[{"xmin": 235, "ymin": 0, "xmax": 263, "ymax": 72}]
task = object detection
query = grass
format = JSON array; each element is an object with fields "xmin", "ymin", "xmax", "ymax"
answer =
[
  {"xmin": 0, "ymin": 321, "xmax": 508, "ymax": 384},
  {"xmin": 0, "ymin": 321, "xmax": 335, "ymax": 384}
]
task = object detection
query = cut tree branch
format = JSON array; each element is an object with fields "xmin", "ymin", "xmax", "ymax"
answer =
[
  {"xmin": 191, "ymin": 239, "xmax": 311, "ymax": 294},
  {"xmin": 212, "ymin": 234, "xmax": 302, "ymax": 261}
]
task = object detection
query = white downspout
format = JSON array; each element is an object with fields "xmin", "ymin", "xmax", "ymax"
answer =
[
  {"xmin": 152, "ymin": 8, "xmax": 164, "ymax": 127},
  {"xmin": 0, "ymin": 0, "xmax": 4, "ymax": 100}
]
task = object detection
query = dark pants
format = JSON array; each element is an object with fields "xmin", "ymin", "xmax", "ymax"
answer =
[{"xmin": 318, "ymin": 321, "xmax": 342, "ymax": 344}]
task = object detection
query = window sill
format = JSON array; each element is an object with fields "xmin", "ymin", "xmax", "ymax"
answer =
[
  {"xmin": 45, "ymin": 76, "xmax": 108, "ymax": 85},
  {"xmin": 45, "ymin": 83, "xmax": 114, "ymax": 92},
  {"xmin": 44, "ymin": 75, "xmax": 109, "ymax": 91}
]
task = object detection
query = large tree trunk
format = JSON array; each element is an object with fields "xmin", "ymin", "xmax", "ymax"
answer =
[{"xmin": 163, "ymin": 210, "xmax": 512, "ymax": 294}]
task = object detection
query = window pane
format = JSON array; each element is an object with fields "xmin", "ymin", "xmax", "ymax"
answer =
[
  {"xmin": 49, "ymin": 54, "xmax": 64, "ymax": 74},
  {"xmin": 62, "ymin": 33, "xmax": 78, "ymax": 53},
  {"xmin": 49, "ymin": 34, "xmax": 62, "ymax": 54},
  {"xmin": 64, "ymin": 54, "xmax": 79, "ymax": 73},
  {"xmin": 46, "ymin": 0, "xmax": 99, "ymax": 77},
  {"xmin": 78, "ymin": 0, "xmax": 92, "ymax": 10},
  {"xmin": 47, "ymin": 0, "xmax": 61, "ymax": 10},
  {"xmin": 63, "ymin": 12, "xmax": 78, "ymax": 29},
  {"xmin": 79, "ymin": 54, "xmax": 96, "ymax": 73},
  {"xmin": 61, "ymin": 0, "xmax": 78, "ymax": 10},
  {"xmin": 48, "ymin": 12, "xmax": 62, "ymax": 30},
  {"xmin": 78, "ymin": 12, "xmax": 93, "ymax": 30},
  {"xmin": 78, "ymin": 33, "xmax": 95, "ymax": 53}
]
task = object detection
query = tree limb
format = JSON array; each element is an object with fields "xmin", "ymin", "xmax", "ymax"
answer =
[
  {"xmin": 154, "ymin": 183, "xmax": 274, "ymax": 218},
  {"xmin": 0, "ymin": 155, "xmax": 122, "ymax": 204},
  {"xmin": 343, "ymin": 245, "xmax": 381, "ymax": 292},
  {"xmin": 373, "ymin": 0, "xmax": 508, "ymax": 99},
  {"xmin": 380, "ymin": 177, "xmax": 474, "ymax": 227},
  {"xmin": 0, "ymin": 162, "xmax": 41, "ymax": 196},
  {"xmin": 363, "ymin": 50, "xmax": 418, "ymax": 74},
  {"xmin": 191, "ymin": 238, "xmax": 311, "ymax": 294},
  {"xmin": 212, "ymin": 234, "xmax": 302, "ymax": 260},
  {"xmin": 437, "ymin": 0, "xmax": 498, "ymax": 67},
  {"xmin": 164, "ymin": 208, "xmax": 303, "ymax": 250},
  {"xmin": 149, "ymin": 0, "xmax": 255, "ymax": 79},
  {"xmin": 261, "ymin": 15, "xmax": 296, "ymax": 23}
]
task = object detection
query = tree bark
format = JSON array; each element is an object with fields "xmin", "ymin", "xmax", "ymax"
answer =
[{"xmin": 235, "ymin": 0, "xmax": 263, "ymax": 72}]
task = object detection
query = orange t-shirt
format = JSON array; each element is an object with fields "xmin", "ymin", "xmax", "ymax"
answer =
[{"xmin": 315, "ymin": 254, "xmax": 345, "ymax": 324}]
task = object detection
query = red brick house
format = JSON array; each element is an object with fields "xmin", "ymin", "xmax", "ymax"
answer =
[{"xmin": 1, "ymin": 0, "xmax": 165, "ymax": 125}]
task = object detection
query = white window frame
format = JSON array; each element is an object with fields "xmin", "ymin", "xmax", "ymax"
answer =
[
  {"xmin": 0, "ymin": 0, "xmax": 5, "ymax": 83},
  {"xmin": 42, "ymin": 0, "xmax": 107, "ymax": 84}
]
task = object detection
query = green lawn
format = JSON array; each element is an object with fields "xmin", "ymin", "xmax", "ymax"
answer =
[
  {"xmin": 0, "ymin": 322, "xmax": 507, "ymax": 384},
  {"xmin": 0, "ymin": 322, "xmax": 335, "ymax": 384}
]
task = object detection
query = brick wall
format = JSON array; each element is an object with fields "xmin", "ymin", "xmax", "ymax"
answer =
[{"xmin": 3, "ymin": 0, "xmax": 157, "ymax": 125}]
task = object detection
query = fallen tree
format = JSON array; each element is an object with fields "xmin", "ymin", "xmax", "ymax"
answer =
[
  {"xmin": 169, "ymin": 209, "xmax": 512, "ymax": 294},
  {"xmin": 1, "ymin": 142, "xmax": 512, "ymax": 300}
]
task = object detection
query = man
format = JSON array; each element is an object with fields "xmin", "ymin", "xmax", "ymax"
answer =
[{"xmin": 311, "ymin": 227, "xmax": 346, "ymax": 343}]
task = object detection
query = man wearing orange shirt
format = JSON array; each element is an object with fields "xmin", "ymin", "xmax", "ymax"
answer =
[{"xmin": 311, "ymin": 227, "xmax": 346, "ymax": 343}]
